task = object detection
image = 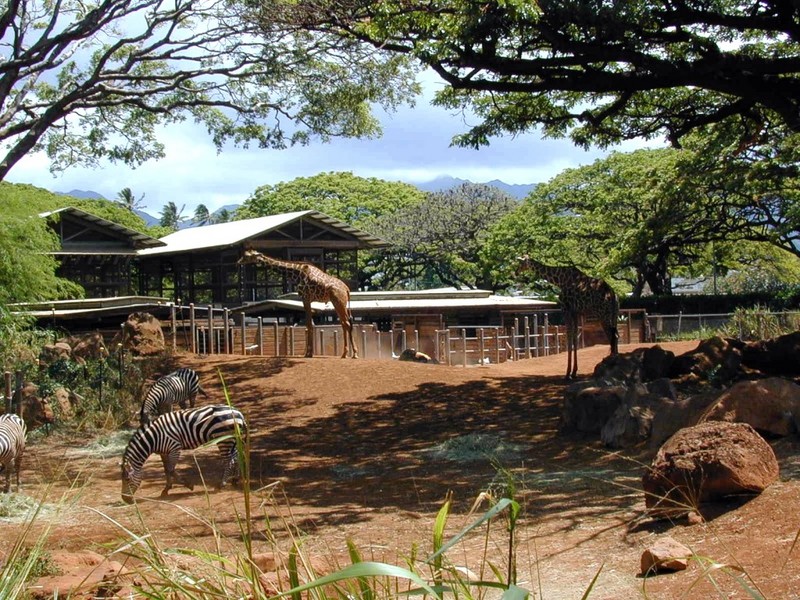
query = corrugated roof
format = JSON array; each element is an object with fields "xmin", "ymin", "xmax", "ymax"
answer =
[
  {"xmin": 40, "ymin": 207, "xmax": 165, "ymax": 249},
  {"xmin": 137, "ymin": 210, "xmax": 389, "ymax": 256},
  {"xmin": 238, "ymin": 289, "xmax": 556, "ymax": 315}
]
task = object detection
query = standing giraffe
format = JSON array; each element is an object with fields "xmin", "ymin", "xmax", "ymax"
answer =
[
  {"xmin": 517, "ymin": 255, "xmax": 619, "ymax": 379},
  {"xmin": 238, "ymin": 249, "xmax": 358, "ymax": 358}
]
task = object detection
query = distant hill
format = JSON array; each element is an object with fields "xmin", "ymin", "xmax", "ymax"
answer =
[
  {"xmin": 61, "ymin": 189, "xmax": 106, "ymax": 200},
  {"xmin": 415, "ymin": 176, "xmax": 537, "ymax": 199}
]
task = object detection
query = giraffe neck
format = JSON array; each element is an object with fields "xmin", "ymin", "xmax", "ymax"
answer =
[
  {"xmin": 255, "ymin": 255, "xmax": 306, "ymax": 274},
  {"xmin": 524, "ymin": 259, "xmax": 574, "ymax": 287}
]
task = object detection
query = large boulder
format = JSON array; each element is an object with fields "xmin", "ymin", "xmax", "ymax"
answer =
[
  {"xmin": 70, "ymin": 332, "xmax": 110, "ymax": 363},
  {"xmin": 600, "ymin": 379, "xmax": 678, "ymax": 448},
  {"xmin": 38, "ymin": 342, "xmax": 72, "ymax": 367},
  {"xmin": 118, "ymin": 312, "xmax": 165, "ymax": 356},
  {"xmin": 648, "ymin": 390, "xmax": 720, "ymax": 449},
  {"xmin": 701, "ymin": 377, "xmax": 800, "ymax": 437},
  {"xmin": 669, "ymin": 337, "xmax": 744, "ymax": 383},
  {"xmin": 18, "ymin": 382, "xmax": 55, "ymax": 428},
  {"xmin": 642, "ymin": 421, "xmax": 779, "ymax": 517},
  {"xmin": 742, "ymin": 331, "xmax": 800, "ymax": 376},
  {"xmin": 561, "ymin": 380, "xmax": 627, "ymax": 433}
]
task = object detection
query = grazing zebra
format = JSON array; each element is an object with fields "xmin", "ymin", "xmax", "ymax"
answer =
[
  {"xmin": 121, "ymin": 405, "xmax": 247, "ymax": 504},
  {"xmin": 0, "ymin": 413, "xmax": 26, "ymax": 493},
  {"xmin": 139, "ymin": 367, "xmax": 206, "ymax": 427}
]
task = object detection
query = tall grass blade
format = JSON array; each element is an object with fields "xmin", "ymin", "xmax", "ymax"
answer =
[
  {"xmin": 347, "ymin": 539, "xmax": 374, "ymax": 600},
  {"xmin": 275, "ymin": 561, "xmax": 440, "ymax": 599},
  {"xmin": 427, "ymin": 497, "xmax": 516, "ymax": 565},
  {"xmin": 579, "ymin": 562, "xmax": 603, "ymax": 600}
]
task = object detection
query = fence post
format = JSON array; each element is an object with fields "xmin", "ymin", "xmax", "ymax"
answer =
[
  {"xmin": 207, "ymin": 306, "xmax": 214, "ymax": 354},
  {"xmin": 240, "ymin": 317, "xmax": 246, "ymax": 355},
  {"xmin": 289, "ymin": 325, "xmax": 295, "ymax": 356},
  {"xmin": 223, "ymin": 308, "xmax": 230, "ymax": 354},
  {"xmin": 533, "ymin": 314, "xmax": 540, "ymax": 357},
  {"xmin": 513, "ymin": 318, "xmax": 519, "ymax": 360},
  {"xmin": 377, "ymin": 331, "xmax": 382, "ymax": 359},
  {"xmin": 401, "ymin": 330, "xmax": 407, "ymax": 353},
  {"xmin": 524, "ymin": 316, "xmax": 531, "ymax": 359},
  {"xmin": 445, "ymin": 329, "xmax": 452, "ymax": 366},
  {"xmin": 319, "ymin": 329, "xmax": 325, "ymax": 357},
  {"xmin": 273, "ymin": 322, "xmax": 279, "ymax": 356},
  {"xmin": 415, "ymin": 329, "xmax": 420, "ymax": 352},
  {"xmin": 189, "ymin": 304, "xmax": 196, "ymax": 354},
  {"xmin": 258, "ymin": 317, "xmax": 264, "ymax": 356},
  {"xmin": 544, "ymin": 314, "xmax": 550, "ymax": 355},
  {"xmin": 493, "ymin": 327, "xmax": 500, "ymax": 364},
  {"xmin": 460, "ymin": 328, "xmax": 467, "ymax": 367},
  {"xmin": 361, "ymin": 328, "xmax": 368, "ymax": 359},
  {"xmin": 478, "ymin": 328, "xmax": 486, "ymax": 365},
  {"xmin": 334, "ymin": 330, "xmax": 339, "ymax": 358}
]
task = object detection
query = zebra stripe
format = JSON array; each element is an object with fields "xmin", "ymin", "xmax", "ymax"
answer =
[
  {"xmin": 122, "ymin": 404, "xmax": 247, "ymax": 503},
  {"xmin": 139, "ymin": 367, "xmax": 204, "ymax": 427},
  {"xmin": 0, "ymin": 413, "xmax": 26, "ymax": 494}
]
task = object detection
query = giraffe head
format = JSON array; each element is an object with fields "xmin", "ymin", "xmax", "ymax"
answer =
[{"xmin": 237, "ymin": 248, "xmax": 261, "ymax": 265}]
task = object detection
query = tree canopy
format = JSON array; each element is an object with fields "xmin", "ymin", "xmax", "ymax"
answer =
[
  {"xmin": 236, "ymin": 171, "xmax": 426, "ymax": 226},
  {"xmin": 369, "ymin": 183, "xmax": 517, "ymax": 290},
  {"xmin": 485, "ymin": 147, "xmax": 800, "ymax": 297},
  {"xmin": 0, "ymin": 0, "xmax": 419, "ymax": 181},
  {"xmin": 265, "ymin": 0, "xmax": 800, "ymax": 150}
]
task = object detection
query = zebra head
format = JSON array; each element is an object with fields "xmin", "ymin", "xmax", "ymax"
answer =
[{"xmin": 121, "ymin": 458, "xmax": 141, "ymax": 504}]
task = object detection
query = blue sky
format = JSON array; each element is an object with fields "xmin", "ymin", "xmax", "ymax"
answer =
[{"xmin": 7, "ymin": 76, "xmax": 661, "ymax": 215}]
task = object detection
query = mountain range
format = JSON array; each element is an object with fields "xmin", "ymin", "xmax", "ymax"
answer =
[{"xmin": 60, "ymin": 176, "xmax": 537, "ymax": 227}]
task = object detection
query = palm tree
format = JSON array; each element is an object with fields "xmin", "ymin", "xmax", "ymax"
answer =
[
  {"xmin": 116, "ymin": 187, "xmax": 145, "ymax": 212},
  {"xmin": 193, "ymin": 204, "xmax": 210, "ymax": 226},
  {"xmin": 210, "ymin": 208, "xmax": 231, "ymax": 224},
  {"xmin": 159, "ymin": 201, "xmax": 185, "ymax": 230}
]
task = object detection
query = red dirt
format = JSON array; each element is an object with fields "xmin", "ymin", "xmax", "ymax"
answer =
[{"xmin": 3, "ymin": 340, "xmax": 800, "ymax": 599}]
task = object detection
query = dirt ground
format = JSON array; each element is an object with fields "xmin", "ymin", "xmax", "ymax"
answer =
[{"xmin": 3, "ymin": 340, "xmax": 800, "ymax": 599}]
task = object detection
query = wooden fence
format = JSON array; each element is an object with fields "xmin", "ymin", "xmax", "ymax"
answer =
[{"xmin": 157, "ymin": 305, "xmax": 648, "ymax": 365}]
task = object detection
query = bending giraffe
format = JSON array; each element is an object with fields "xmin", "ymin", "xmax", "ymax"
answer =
[
  {"xmin": 517, "ymin": 255, "xmax": 619, "ymax": 379},
  {"xmin": 238, "ymin": 249, "xmax": 358, "ymax": 358}
]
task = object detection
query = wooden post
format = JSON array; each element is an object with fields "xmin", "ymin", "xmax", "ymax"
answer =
[
  {"xmin": 626, "ymin": 311, "xmax": 632, "ymax": 345},
  {"xmin": 333, "ymin": 330, "xmax": 339, "ymax": 357},
  {"xmin": 493, "ymin": 327, "xmax": 500, "ymax": 364},
  {"xmin": 524, "ymin": 316, "xmax": 531, "ymax": 359},
  {"xmin": 544, "ymin": 314, "xmax": 550, "ymax": 355},
  {"xmin": 361, "ymin": 328, "xmax": 368, "ymax": 359},
  {"xmin": 415, "ymin": 329, "xmax": 420, "ymax": 352},
  {"xmin": 258, "ymin": 317, "xmax": 264, "ymax": 356},
  {"xmin": 533, "ymin": 314, "xmax": 540, "ymax": 357},
  {"xmin": 240, "ymin": 317, "xmax": 246, "ymax": 355},
  {"xmin": 401, "ymin": 330, "xmax": 407, "ymax": 353},
  {"xmin": 273, "ymin": 322, "xmax": 279, "ymax": 356},
  {"xmin": 223, "ymin": 308, "xmax": 230, "ymax": 354},
  {"xmin": 319, "ymin": 329, "xmax": 325, "ymax": 357},
  {"xmin": 4, "ymin": 371, "xmax": 12, "ymax": 414},
  {"xmin": 207, "ymin": 305, "xmax": 214, "ymax": 354},
  {"xmin": 289, "ymin": 325, "xmax": 295, "ymax": 356},
  {"xmin": 377, "ymin": 331, "xmax": 382, "ymax": 359},
  {"xmin": 189, "ymin": 303, "xmax": 196, "ymax": 354},
  {"xmin": 513, "ymin": 318, "xmax": 520, "ymax": 361},
  {"xmin": 478, "ymin": 328, "xmax": 486, "ymax": 366}
]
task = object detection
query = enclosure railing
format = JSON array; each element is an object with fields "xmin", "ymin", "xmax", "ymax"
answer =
[{"xmin": 645, "ymin": 310, "xmax": 800, "ymax": 341}]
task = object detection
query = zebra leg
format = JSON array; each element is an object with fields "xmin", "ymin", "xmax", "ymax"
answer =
[
  {"xmin": 1, "ymin": 463, "xmax": 9, "ymax": 494},
  {"xmin": 13, "ymin": 452, "xmax": 23, "ymax": 490},
  {"xmin": 218, "ymin": 444, "xmax": 239, "ymax": 489},
  {"xmin": 160, "ymin": 449, "xmax": 194, "ymax": 497}
]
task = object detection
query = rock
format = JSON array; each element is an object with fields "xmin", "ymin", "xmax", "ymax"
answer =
[
  {"xmin": 117, "ymin": 312, "xmax": 165, "ymax": 356},
  {"xmin": 51, "ymin": 387, "xmax": 80, "ymax": 421},
  {"xmin": 561, "ymin": 380, "xmax": 626, "ymax": 433},
  {"xmin": 600, "ymin": 379, "xmax": 678, "ymax": 448},
  {"xmin": 640, "ymin": 536, "xmax": 693, "ymax": 575},
  {"xmin": 701, "ymin": 377, "xmax": 800, "ymax": 437},
  {"xmin": 593, "ymin": 350, "xmax": 645, "ymax": 383},
  {"xmin": 27, "ymin": 550, "xmax": 127, "ymax": 599},
  {"xmin": 741, "ymin": 331, "xmax": 800, "ymax": 376},
  {"xmin": 19, "ymin": 383, "xmax": 55, "ymax": 428},
  {"xmin": 641, "ymin": 346, "xmax": 677, "ymax": 381},
  {"xmin": 648, "ymin": 390, "xmax": 719, "ymax": 449},
  {"xmin": 669, "ymin": 337, "xmax": 744, "ymax": 383},
  {"xmin": 642, "ymin": 421, "xmax": 779, "ymax": 517},
  {"xmin": 38, "ymin": 342, "xmax": 72, "ymax": 367},
  {"xmin": 70, "ymin": 332, "xmax": 109, "ymax": 363}
]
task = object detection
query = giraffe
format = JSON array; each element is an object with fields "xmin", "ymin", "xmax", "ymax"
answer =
[
  {"xmin": 238, "ymin": 249, "xmax": 358, "ymax": 358},
  {"xmin": 517, "ymin": 255, "xmax": 619, "ymax": 379}
]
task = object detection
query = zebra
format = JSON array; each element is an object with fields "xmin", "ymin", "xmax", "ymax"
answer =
[
  {"xmin": 139, "ymin": 367, "xmax": 206, "ymax": 427},
  {"xmin": 121, "ymin": 404, "xmax": 247, "ymax": 504},
  {"xmin": 0, "ymin": 413, "xmax": 26, "ymax": 493}
]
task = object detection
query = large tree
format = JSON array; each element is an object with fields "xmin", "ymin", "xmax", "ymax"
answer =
[
  {"xmin": 0, "ymin": 0, "xmax": 418, "ymax": 181},
  {"xmin": 485, "ymin": 148, "xmax": 788, "ymax": 297},
  {"xmin": 369, "ymin": 182, "xmax": 517, "ymax": 290},
  {"xmin": 263, "ymin": 0, "xmax": 800, "ymax": 150},
  {"xmin": 236, "ymin": 171, "xmax": 426, "ymax": 226}
]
